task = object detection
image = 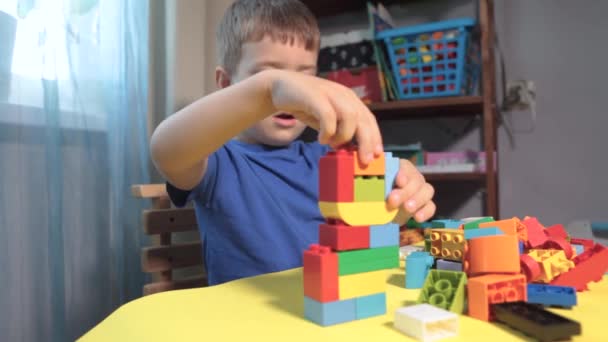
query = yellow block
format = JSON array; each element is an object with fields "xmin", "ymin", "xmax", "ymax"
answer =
[
  {"xmin": 318, "ymin": 201, "xmax": 398, "ymax": 226},
  {"xmin": 338, "ymin": 269, "xmax": 387, "ymax": 300}
]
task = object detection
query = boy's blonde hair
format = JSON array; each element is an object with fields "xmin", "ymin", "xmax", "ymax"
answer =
[{"xmin": 217, "ymin": 0, "xmax": 320, "ymax": 75}]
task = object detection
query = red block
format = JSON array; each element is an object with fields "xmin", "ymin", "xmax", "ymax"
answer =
[
  {"xmin": 319, "ymin": 219, "xmax": 370, "ymax": 251},
  {"xmin": 570, "ymin": 238, "xmax": 595, "ymax": 252},
  {"xmin": 318, "ymin": 150, "xmax": 354, "ymax": 202},
  {"xmin": 520, "ymin": 254, "xmax": 541, "ymax": 282},
  {"xmin": 542, "ymin": 236, "xmax": 574, "ymax": 260},
  {"xmin": 551, "ymin": 243, "xmax": 608, "ymax": 291},
  {"xmin": 303, "ymin": 244, "xmax": 339, "ymax": 302},
  {"xmin": 545, "ymin": 224, "xmax": 569, "ymax": 240},
  {"xmin": 523, "ymin": 217, "xmax": 548, "ymax": 248}
]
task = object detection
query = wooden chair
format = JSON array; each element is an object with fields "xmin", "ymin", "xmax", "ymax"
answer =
[{"xmin": 131, "ymin": 184, "xmax": 207, "ymax": 295}]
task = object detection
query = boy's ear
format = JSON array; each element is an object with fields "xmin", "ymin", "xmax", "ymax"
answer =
[{"xmin": 215, "ymin": 66, "xmax": 231, "ymax": 89}]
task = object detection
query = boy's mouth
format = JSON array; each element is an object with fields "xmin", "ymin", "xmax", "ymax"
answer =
[{"xmin": 272, "ymin": 113, "xmax": 297, "ymax": 127}]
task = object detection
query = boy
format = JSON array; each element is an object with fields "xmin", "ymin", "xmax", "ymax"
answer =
[{"xmin": 150, "ymin": 0, "xmax": 435, "ymax": 286}]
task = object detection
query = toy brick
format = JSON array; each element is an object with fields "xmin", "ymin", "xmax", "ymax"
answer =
[
  {"xmin": 570, "ymin": 237, "xmax": 594, "ymax": 251},
  {"xmin": 354, "ymin": 151, "xmax": 385, "ymax": 176},
  {"xmin": 527, "ymin": 249, "xmax": 574, "ymax": 283},
  {"xmin": 338, "ymin": 269, "xmax": 386, "ymax": 300},
  {"xmin": 431, "ymin": 219, "xmax": 463, "ymax": 229},
  {"xmin": 572, "ymin": 244, "xmax": 584, "ymax": 256},
  {"xmin": 304, "ymin": 296, "xmax": 356, "ymax": 326},
  {"xmin": 426, "ymin": 229, "xmax": 466, "ymax": 261},
  {"xmin": 467, "ymin": 274, "xmax": 527, "ymax": 321},
  {"xmin": 318, "ymin": 150, "xmax": 354, "ymax": 202},
  {"xmin": 318, "ymin": 201, "xmax": 398, "ymax": 226},
  {"xmin": 355, "ymin": 292, "xmax": 386, "ymax": 319},
  {"xmin": 318, "ymin": 220, "xmax": 369, "ymax": 251},
  {"xmin": 436, "ymin": 259, "xmax": 463, "ymax": 272},
  {"xmin": 417, "ymin": 270, "xmax": 467, "ymax": 314},
  {"xmin": 303, "ymin": 244, "xmax": 339, "ymax": 302},
  {"xmin": 338, "ymin": 245, "xmax": 399, "ymax": 275},
  {"xmin": 545, "ymin": 224, "xmax": 569, "ymax": 240},
  {"xmin": 492, "ymin": 302, "xmax": 581, "ymax": 341},
  {"xmin": 522, "ymin": 217, "xmax": 548, "ymax": 248},
  {"xmin": 551, "ymin": 243, "xmax": 608, "ymax": 291},
  {"xmin": 462, "ymin": 217, "xmax": 494, "ymax": 230},
  {"xmin": 541, "ymin": 236, "xmax": 574, "ymax": 259},
  {"xmin": 369, "ymin": 223, "xmax": 399, "ymax": 248},
  {"xmin": 464, "ymin": 227, "xmax": 504, "ymax": 240},
  {"xmin": 394, "ymin": 304, "xmax": 459, "ymax": 342},
  {"xmin": 527, "ymin": 284, "xmax": 577, "ymax": 308},
  {"xmin": 384, "ymin": 152, "xmax": 400, "ymax": 198},
  {"xmin": 406, "ymin": 251, "xmax": 434, "ymax": 289},
  {"xmin": 519, "ymin": 241, "xmax": 525, "ymax": 254},
  {"xmin": 519, "ymin": 254, "xmax": 541, "ymax": 282},
  {"xmin": 478, "ymin": 217, "xmax": 520, "ymax": 236},
  {"xmin": 354, "ymin": 176, "xmax": 385, "ymax": 202},
  {"xmin": 465, "ymin": 234, "xmax": 520, "ymax": 276}
]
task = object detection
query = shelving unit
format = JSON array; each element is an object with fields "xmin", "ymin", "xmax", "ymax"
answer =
[{"xmin": 304, "ymin": 0, "xmax": 499, "ymax": 218}]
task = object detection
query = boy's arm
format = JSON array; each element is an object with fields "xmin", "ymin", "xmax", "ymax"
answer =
[{"xmin": 150, "ymin": 69, "xmax": 383, "ymax": 190}]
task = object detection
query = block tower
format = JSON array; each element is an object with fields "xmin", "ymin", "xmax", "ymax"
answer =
[{"xmin": 303, "ymin": 148, "xmax": 401, "ymax": 326}]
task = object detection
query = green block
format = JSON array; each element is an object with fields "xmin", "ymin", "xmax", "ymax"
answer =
[
  {"xmin": 417, "ymin": 270, "xmax": 467, "ymax": 314},
  {"xmin": 462, "ymin": 217, "xmax": 495, "ymax": 230},
  {"xmin": 338, "ymin": 246, "xmax": 399, "ymax": 275},
  {"xmin": 354, "ymin": 176, "xmax": 385, "ymax": 202}
]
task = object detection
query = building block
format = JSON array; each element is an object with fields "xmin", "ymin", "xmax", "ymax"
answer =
[
  {"xmin": 436, "ymin": 259, "xmax": 463, "ymax": 272},
  {"xmin": 354, "ymin": 150, "xmax": 385, "ymax": 176},
  {"xmin": 318, "ymin": 220, "xmax": 369, "ymax": 251},
  {"xmin": 318, "ymin": 150, "xmax": 354, "ymax": 202},
  {"xmin": 394, "ymin": 304, "xmax": 459, "ymax": 342},
  {"xmin": 338, "ymin": 269, "xmax": 386, "ymax": 300},
  {"xmin": 465, "ymin": 234, "xmax": 520, "ymax": 276},
  {"xmin": 304, "ymin": 296, "xmax": 356, "ymax": 326},
  {"xmin": 384, "ymin": 152, "xmax": 400, "ymax": 198},
  {"xmin": 551, "ymin": 243, "xmax": 608, "ymax": 291},
  {"xmin": 303, "ymin": 245, "xmax": 339, "ymax": 303},
  {"xmin": 467, "ymin": 274, "xmax": 527, "ymax": 321},
  {"xmin": 354, "ymin": 176, "xmax": 385, "ymax": 202},
  {"xmin": 570, "ymin": 237, "xmax": 594, "ymax": 251},
  {"xmin": 519, "ymin": 241, "xmax": 525, "ymax": 254},
  {"xmin": 492, "ymin": 302, "xmax": 581, "ymax": 341},
  {"xmin": 527, "ymin": 249, "xmax": 574, "ymax": 283},
  {"xmin": 523, "ymin": 217, "xmax": 548, "ymax": 248},
  {"xmin": 541, "ymin": 236, "xmax": 574, "ymax": 259},
  {"xmin": 406, "ymin": 251, "xmax": 434, "ymax": 289},
  {"xmin": 338, "ymin": 245, "xmax": 399, "ymax": 275},
  {"xmin": 545, "ymin": 224, "xmax": 569, "ymax": 240},
  {"xmin": 355, "ymin": 292, "xmax": 386, "ymax": 319},
  {"xmin": 519, "ymin": 254, "xmax": 542, "ymax": 282},
  {"xmin": 462, "ymin": 217, "xmax": 494, "ymax": 230},
  {"xmin": 464, "ymin": 227, "xmax": 504, "ymax": 240},
  {"xmin": 572, "ymin": 244, "xmax": 584, "ymax": 256},
  {"xmin": 418, "ymin": 270, "xmax": 467, "ymax": 314},
  {"xmin": 318, "ymin": 201, "xmax": 398, "ymax": 226},
  {"xmin": 426, "ymin": 228, "xmax": 466, "ymax": 261},
  {"xmin": 400, "ymin": 244, "xmax": 425, "ymax": 260},
  {"xmin": 478, "ymin": 217, "xmax": 520, "ymax": 236},
  {"xmin": 527, "ymin": 284, "xmax": 577, "ymax": 308},
  {"xmin": 369, "ymin": 222, "xmax": 399, "ymax": 248},
  {"xmin": 431, "ymin": 219, "xmax": 463, "ymax": 229}
]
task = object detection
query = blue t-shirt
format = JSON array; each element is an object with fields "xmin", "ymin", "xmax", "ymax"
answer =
[{"xmin": 168, "ymin": 139, "xmax": 330, "ymax": 285}]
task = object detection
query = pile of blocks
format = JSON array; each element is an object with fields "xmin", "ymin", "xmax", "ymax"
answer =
[
  {"xmin": 303, "ymin": 148, "xmax": 401, "ymax": 326},
  {"xmin": 397, "ymin": 216, "xmax": 608, "ymax": 341}
]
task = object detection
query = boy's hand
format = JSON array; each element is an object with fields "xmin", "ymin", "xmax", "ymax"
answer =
[
  {"xmin": 387, "ymin": 159, "xmax": 436, "ymax": 224},
  {"xmin": 264, "ymin": 69, "xmax": 383, "ymax": 164}
]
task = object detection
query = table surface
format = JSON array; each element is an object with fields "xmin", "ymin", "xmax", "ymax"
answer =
[{"xmin": 80, "ymin": 265, "xmax": 608, "ymax": 341}]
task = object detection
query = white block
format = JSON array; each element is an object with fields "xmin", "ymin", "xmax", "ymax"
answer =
[{"xmin": 394, "ymin": 304, "xmax": 458, "ymax": 342}]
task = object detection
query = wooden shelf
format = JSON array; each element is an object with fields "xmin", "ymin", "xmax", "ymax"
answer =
[
  {"xmin": 423, "ymin": 172, "xmax": 486, "ymax": 182},
  {"xmin": 369, "ymin": 96, "xmax": 483, "ymax": 120}
]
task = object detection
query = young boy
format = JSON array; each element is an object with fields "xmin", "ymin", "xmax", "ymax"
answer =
[{"xmin": 150, "ymin": 0, "xmax": 436, "ymax": 286}]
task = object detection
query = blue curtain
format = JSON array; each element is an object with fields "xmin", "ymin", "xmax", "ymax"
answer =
[{"xmin": 0, "ymin": 1, "xmax": 150, "ymax": 340}]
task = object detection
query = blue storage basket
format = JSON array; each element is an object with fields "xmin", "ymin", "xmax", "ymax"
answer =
[{"xmin": 376, "ymin": 18, "xmax": 479, "ymax": 100}]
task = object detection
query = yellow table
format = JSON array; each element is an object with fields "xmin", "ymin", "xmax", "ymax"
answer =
[{"xmin": 80, "ymin": 266, "xmax": 608, "ymax": 341}]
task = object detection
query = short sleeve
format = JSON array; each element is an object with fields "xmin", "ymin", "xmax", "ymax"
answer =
[{"xmin": 166, "ymin": 151, "xmax": 219, "ymax": 208}]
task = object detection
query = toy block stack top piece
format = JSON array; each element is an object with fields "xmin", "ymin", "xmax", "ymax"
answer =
[{"xmin": 304, "ymin": 148, "xmax": 401, "ymax": 326}]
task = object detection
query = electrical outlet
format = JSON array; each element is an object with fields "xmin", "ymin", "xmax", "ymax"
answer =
[{"xmin": 503, "ymin": 80, "xmax": 536, "ymax": 111}]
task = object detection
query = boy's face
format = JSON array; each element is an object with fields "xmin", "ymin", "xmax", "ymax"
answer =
[{"xmin": 221, "ymin": 36, "xmax": 318, "ymax": 146}]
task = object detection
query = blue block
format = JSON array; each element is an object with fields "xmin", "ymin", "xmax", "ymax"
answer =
[
  {"xmin": 355, "ymin": 292, "xmax": 386, "ymax": 319},
  {"xmin": 573, "ymin": 244, "xmax": 584, "ymax": 256},
  {"xmin": 304, "ymin": 296, "xmax": 356, "ymax": 326},
  {"xmin": 519, "ymin": 241, "xmax": 525, "ymax": 254},
  {"xmin": 527, "ymin": 284, "xmax": 577, "ymax": 308},
  {"xmin": 370, "ymin": 223, "xmax": 400, "ymax": 248},
  {"xmin": 405, "ymin": 251, "xmax": 434, "ymax": 289},
  {"xmin": 384, "ymin": 152, "xmax": 400, "ymax": 198},
  {"xmin": 431, "ymin": 219, "xmax": 463, "ymax": 229},
  {"xmin": 436, "ymin": 259, "xmax": 463, "ymax": 272},
  {"xmin": 464, "ymin": 227, "xmax": 504, "ymax": 240}
]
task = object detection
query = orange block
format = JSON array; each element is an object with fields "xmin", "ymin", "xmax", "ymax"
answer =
[
  {"xmin": 478, "ymin": 218, "xmax": 518, "ymax": 235},
  {"xmin": 468, "ymin": 274, "xmax": 527, "ymax": 321},
  {"xmin": 353, "ymin": 152, "xmax": 386, "ymax": 176},
  {"xmin": 464, "ymin": 234, "xmax": 520, "ymax": 276}
]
